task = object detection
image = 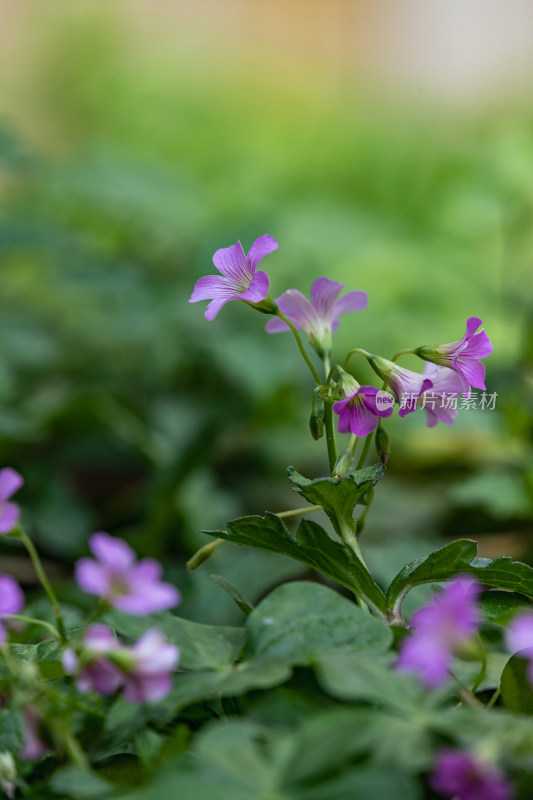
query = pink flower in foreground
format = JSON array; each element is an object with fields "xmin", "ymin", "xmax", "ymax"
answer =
[
  {"xmin": 189, "ymin": 235, "xmax": 278, "ymax": 320},
  {"xmin": 0, "ymin": 574, "xmax": 25, "ymax": 646},
  {"xmin": 368, "ymin": 356, "xmax": 433, "ymax": 417},
  {"xmin": 75, "ymin": 532, "xmax": 180, "ymax": 615},
  {"xmin": 396, "ymin": 577, "xmax": 480, "ymax": 687},
  {"xmin": 333, "ymin": 385, "xmax": 394, "ymax": 437},
  {"xmin": 0, "ymin": 468, "xmax": 24, "ymax": 534},
  {"xmin": 416, "ymin": 317, "xmax": 493, "ymax": 392},
  {"xmin": 417, "ymin": 363, "xmax": 468, "ymax": 427},
  {"xmin": 265, "ymin": 277, "xmax": 367, "ymax": 353},
  {"xmin": 63, "ymin": 624, "xmax": 179, "ymax": 703},
  {"xmin": 430, "ymin": 749, "xmax": 512, "ymax": 800},
  {"xmin": 505, "ymin": 611, "xmax": 533, "ymax": 684}
]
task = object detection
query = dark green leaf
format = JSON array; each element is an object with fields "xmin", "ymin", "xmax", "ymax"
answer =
[
  {"xmin": 210, "ymin": 574, "xmax": 254, "ymax": 616},
  {"xmin": 10, "ymin": 627, "xmax": 91, "ymax": 680},
  {"xmin": 0, "ymin": 709, "xmax": 23, "ymax": 753},
  {"xmin": 205, "ymin": 513, "xmax": 388, "ymax": 615},
  {"xmin": 246, "ymin": 581, "xmax": 391, "ymax": 665},
  {"xmin": 387, "ymin": 540, "xmax": 533, "ymax": 619},
  {"xmin": 481, "ymin": 591, "xmax": 533, "ymax": 625},
  {"xmin": 501, "ymin": 654, "xmax": 533, "ymax": 714},
  {"xmin": 287, "ymin": 464, "xmax": 384, "ymax": 538},
  {"xmin": 106, "ymin": 611, "xmax": 244, "ymax": 671}
]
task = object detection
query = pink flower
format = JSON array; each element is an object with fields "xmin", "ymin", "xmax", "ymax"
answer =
[
  {"xmin": 368, "ymin": 356, "xmax": 433, "ymax": 417},
  {"xmin": 20, "ymin": 708, "xmax": 47, "ymax": 761},
  {"xmin": 333, "ymin": 385, "xmax": 394, "ymax": 437},
  {"xmin": 430, "ymin": 749, "xmax": 512, "ymax": 800},
  {"xmin": 63, "ymin": 624, "xmax": 179, "ymax": 703},
  {"xmin": 0, "ymin": 575, "xmax": 25, "ymax": 646},
  {"xmin": 265, "ymin": 277, "xmax": 367, "ymax": 354},
  {"xmin": 189, "ymin": 235, "xmax": 278, "ymax": 320},
  {"xmin": 396, "ymin": 577, "xmax": 480, "ymax": 688},
  {"xmin": 416, "ymin": 317, "xmax": 493, "ymax": 392},
  {"xmin": 0, "ymin": 468, "xmax": 24, "ymax": 534},
  {"xmin": 505, "ymin": 611, "xmax": 533, "ymax": 684},
  {"xmin": 75, "ymin": 532, "xmax": 180, "ymax": 615},
  {"xmin": 417, "ymin": 363, "xmax": 468, "ymax": 427}
]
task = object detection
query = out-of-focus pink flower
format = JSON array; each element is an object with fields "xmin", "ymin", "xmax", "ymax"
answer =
[
  {"xmin": 75, "ymin": 532, "xmax": 180, "ymax": 615},
  {"xmin": 505, "ymin": 611, "xmax": 533, "ymax": 684},
  {"xmin": 333, "ymin": 385, "xmax": 394, "ymax": 437},
  {"xmin": 265, "ymin": 277, "xmax": 367, "ymax": 353},
  {"xmin": 62, "ymin": 625, "xmax": 123, "ymax": 696},
  {"xmin": 0, "ymin": 575, "xmax": 25, "ymax": 646},
  {"xmin": 0, "ymin": 468, "xmax": 24, "ymax": 534},
  {"xmin": 20, "ymin": 708, "xmax": 47, "ymax": 761},
  {"xmin": 416, "ymin": 317, "xmax": 493, "ymax": 392},
  {"xmin": 396, "ymin": 577, "xmax": 480, "ymax": 688},
  {"xmin": 122, "ymin": 629, "xmax": 180, "ymax": 703},
  {"xmin": 367, "ymin": 355, "xmax": 433, "ymax": 417},
  {"xmin": 189, "ymin": 235, "xmax": 278, "ymax": 320},
  {"xmin": 418, "ymin": 363, "xmax": 468, "ymax": 427},
  {"xmin": 430, "ymin": 749, "xmax": 512, "ymax": 800}
]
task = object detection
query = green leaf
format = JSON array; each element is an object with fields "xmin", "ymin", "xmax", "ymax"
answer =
[
  {"xmin": 386, "ymin": 539, "xmax": 533, "ymax": 618},
  {"xmin": 10, "ymin": 627, "xmax": 90, "ymax": 680},
  {"xmin": 0, "ymin": 709, "xmax": 23, "ymax": 753},
  {"xmin": 106, "ymin": 611, "xmax": 244, "ymax": 671},
  {"xmin": 246, "ymin": 581, "xmax": 391, "ymax": 665},
  {"xmin": 210, "ymin": 574, "xmax": 254, "ymax": 616},
  {"xmin": 481, "ymin": 591, "xmax": 533, "ymax": 625},
  {"xmin": 287, "ymin": 464, "xmax": 384, "ymax": 538},
  {"xmin": 500, "ymin": 654, "xmax": 533, "ymax": 714},
  {"xmin": 49, "ymin": 766, "xmax": 112, "ymax": 798},
  {"xmin": 205, "ymin": 513, "xmax": 388, "ymax": 615}
]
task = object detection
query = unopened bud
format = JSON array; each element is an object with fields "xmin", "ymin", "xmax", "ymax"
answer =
[
  {"xmin": 333, "ymin": 451, "xmax": 353, "ymax": 477},
  {"xmin": 375, "ymin": 424, "xmax": 391, "ymax": 465},
  {"xmin": 309, "ymin": 406, "xmax": 324, "ymax": 440}
]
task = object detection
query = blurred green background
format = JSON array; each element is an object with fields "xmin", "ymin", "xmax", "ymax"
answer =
[{"xmin": 0, "ymin": 1, "xmax": 532, "ymax": 624}]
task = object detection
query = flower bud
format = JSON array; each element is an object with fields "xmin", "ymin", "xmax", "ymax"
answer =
[
  {"xmin": 333, "ymin": 450, "xmax": 354, "ymax": 477},
  {"xmin": 375, "ymin": 424, "xmax": 391, "ymax": 465},
  {"xmin": 309, "ymin": 406, "xmax": 324, "ymax": 440}
]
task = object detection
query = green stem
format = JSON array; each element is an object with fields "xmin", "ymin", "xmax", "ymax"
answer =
[
  {"xmin": 355, "ymin": 432, "xmax": 373, "ymax": 471},
  {"xmin": 391, "ymin": 348, "xmax": 416, "ymax": 362},
  {"xmin": 13, "ymin": 526, "xmax": 66, "ymax": 642},
  {"xmin": 275, "ymin": 505, "xmax": 322, "ymax": 518},
  {"xmin": 449, "ymin": 671, "xmax": 484, "ymax": 708},
  {"xmin": 323, "ymin": 399, "xmax": 338, "ymax": 474},
  {"xmin": 5, "ymin": 615, "xmax": 61, "ymax": 641},
  {"xmin": 471, "ymin": 636, "xmax": 488, "ymax": 694},
  {"xmin": 486, "ymin": 687, "xmax": 501, "ymax": 708},
  {"xmin": 356, "ymin": 488, "xmax": 374, "ymax": 537},
  {"xmin": 343, "ymin": 348, "xmax": 371, "ymax": 372},
  {"xmin": 275, "ymin": 310, "xmax": 321, "ymax": 385}
]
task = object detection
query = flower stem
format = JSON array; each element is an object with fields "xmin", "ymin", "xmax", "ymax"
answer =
[
  {"xmin": 275, "ymin": 505, "xmax": 322, "ymax": 518},
  {"xmin": 355, "ymin": 432, "xmax": 373, "ymax": 471},
  {"xmin": 356, "ymin": 487, "xmax": 374, "ymax": 537},
  {"xmin": 275, "ymin": 310, "xmax": 321, "ymax": 385},
  {"xmin": 5, "ymin": 615, "xmax": 61, "ymax": 641},
  {"xmin": 323, "ymin": 398, "xmax": 338, "ymax": 474},
  {"xmin": 343, "ymin": 348, "xmax": 371, "ymax": 372},
  {"xmin": 11, "ymin": 526, "xmax": 67, "ymax": 642},
  {"xmin": 391, "ymin": 348, "xmax": 416, "ymax": 362}
]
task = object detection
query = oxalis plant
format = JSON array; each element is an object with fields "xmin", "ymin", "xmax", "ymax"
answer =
[{"xmin": 1, "ymin": 236, "xmax": 533, "ymax": 800}]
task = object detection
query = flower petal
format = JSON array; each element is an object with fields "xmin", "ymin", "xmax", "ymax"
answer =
[
  {"xmin": 331, "ymin": 290, "xmax": 368, "ymax": 317},
  {"xmin": 75, "ymin": 559, "xmax": 111, "ymax": 597},
  {"xmin": 0, "ymin": 468, "xmax": 23, "ymax": 503},
  {"xmin": 89, "ymin": 532, "xmax": 135, "ymax": 570},
  {"xmin": 348, "ymin": 397, "xmax": 380, "ymax": 437},
  {"xmin": 459, "ymin": 329, "xmax": 493, "ymax": 359},
  {"xmin": 212, "ymin": 241, "xmax": 249, "ymax": 285},
  {"xmin": 0, "ymin": 575, "xmax": 25, "ymax": 616},
  {"xmin": 0, "ymin": 502, "xmax": 20, "ymax": 534},
  {"xmin": 270, "ymin": 289, "xmax": 318, "ymax": 334},
  {"xmin": 189, "ymin": 274, "xmax": 234, "ymax": 303},
  {"xmin": 239, "ymin": 270, "xmax": 270, "ymax": 303},
  {"xmin": 310, "ymin": 277, "xmax": 344, "ymax": 319},
  {"xmin": 455, "ymin": 358, "xmax": 486, "ymax": 390},
  {"xmin": 247, "ymin": 234, "xmax": 279, "ymax": 272},
  {"xmin": 204, "ymin": 296, "xmax": 236, "ymax": 321}
]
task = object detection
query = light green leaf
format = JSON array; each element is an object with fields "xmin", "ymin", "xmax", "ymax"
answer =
[
  {"xmin": 205, "ymin": 513, "xmax": 388, "ymax": 615},
  {"xmin": 287, "ymin": 464, "xmax": 384, "ymax": 538},
  {"xmin": 0, "ymin": 709, "xmax": 23, "ymax": 753},
  {"xmin": 246, "ymin": 581, "xmax": 391, "ymax": 665},
  {"xmin": 210, "ymin": 574, "xmax": 254, "ymax": 616}
]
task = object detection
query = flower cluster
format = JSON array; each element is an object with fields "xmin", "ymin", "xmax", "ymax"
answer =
[
  {"xmin": 190, "ymin": 236, "xmax": 493, "ymax": 442},
  {"xmin": 430, "ymin": 749, "xmax": 512, "ymax": 800}
]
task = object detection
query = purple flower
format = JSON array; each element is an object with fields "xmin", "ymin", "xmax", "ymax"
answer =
[
  {"xmin": 63, "ymin": 625, "xmax": 124, "ymax": 696},
  {"xmin": 75, "ymin": 532, "xmax": 180, "ymax": 615},
  {"xmin": 396, "ymin": 577, "xmax": 480, "ymax": 688},
  {"xmin": 505, "ymin": 611, "xmax": 533, "ymax": 684},
  {"xmin": 416, "ymin": 317, "xmax": 493, "ymax": 392},
  {"xmin": 121, "ymin": 629, "xmax": 180, "ymax": 703},
  {"xmin": 333, "ymin": 385, "xmax": 394, "ymax": 437},
  {"xmin": 63, "ymin": 624, "xmax": 179, "ymax": 703},
  {"xmin": 20, "ymin": 708, "xmax": 47, "ymax": 762},
  {"xmin": 189, "ymin": 235, "xmax": 278, "ymax": 320},
  {"xmin": 0, "ymin": 574, "xmax": 25, "ymax": 646},
  {"xmin": 430, "ymin": 749, "xmax": 512, "ymax": 800},
  {"xmin": 368, "ymin": 356, "xmax": 433, "ymax": 417},
  {"xmin": 418, "ymin": 363, "xmax": 469, "ymax": 427},
  {"xmin": 0, "ymin": 468, "xmax": 24, "ymax": 534},
  {"xmin": 265, "ymin": 277, "xmax": 367, "ymax": 353}
]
